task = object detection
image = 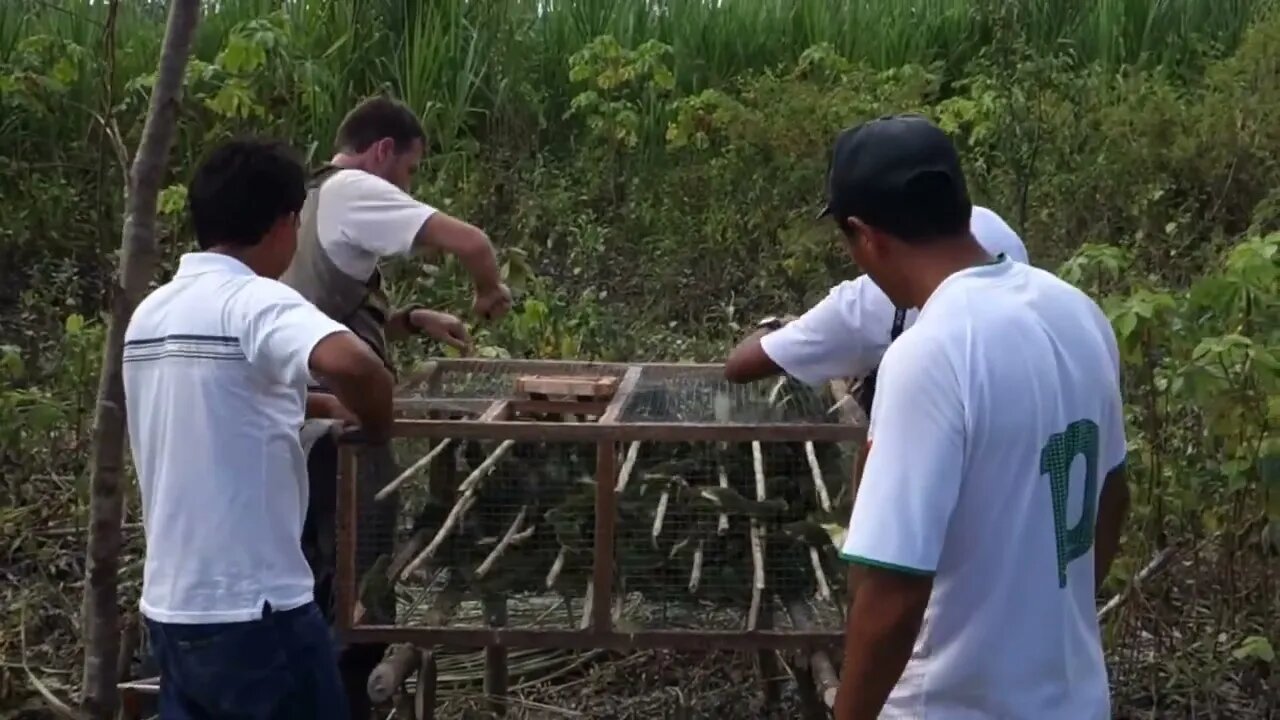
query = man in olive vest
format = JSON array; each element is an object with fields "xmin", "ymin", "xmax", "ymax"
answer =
[{"xmin": 281, "ymin": 95, "xmax": 512, "ymax": 718}]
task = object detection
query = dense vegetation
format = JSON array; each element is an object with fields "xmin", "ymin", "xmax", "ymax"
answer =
[{"xmin": 1, "ymin": 0, "xmax": 1276, "ymax": 716}]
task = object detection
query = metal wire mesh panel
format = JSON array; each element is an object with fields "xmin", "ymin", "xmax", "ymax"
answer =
[
  {"xmin": 342, "ymin": 361, "xmax": 861, "ymax": 651},
  {"xmin": 608, "ymin": 438, "xmax": 851, "ymax": 634},
  {"xmin": 353, "ymin": 432, "xmax": 603, "ymax": 632},
  {"xmin": 399, "ymin": 360, "xmax": 626, "ymax": 402},
  {"xmin": 620, "ymin": 367, "xmax": 838, "ymax": 425}
]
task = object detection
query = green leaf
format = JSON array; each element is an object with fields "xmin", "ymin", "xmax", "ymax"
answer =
[
  {"xmin": 64, "ymin": 313, "xmax": 84, "ymax": 335},
  {"xmin": 51, "ymin": 57, "xmax": 78, "ymax": 88},
  {"xmin": 0, "ymin": 345, "xmax": 23, "ymax": 380},
  {"xmin": 158, "ymin": 184, "xmax": 189, "ymax": 217},
  {"xmin": 1232, "ymin": 636, "xmax": 1275, "ymax": 664},
  {"xmin": 1113, "ymin": 311, "xmax": 1138, "ymax": 339}
]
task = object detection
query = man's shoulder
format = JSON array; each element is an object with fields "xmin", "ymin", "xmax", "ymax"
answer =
[
  {"xmin": 320, "ymin": 167, "xmax": 403, "ymax": 202},
  {"xmin": 228, "ymin": 274, "xmax": 315, "ymax": 313},
  {"xmin": 881, "ymin": 316, "xmax": 956, "ymax": 373},
  {"xmin": 1023, "ymin": 264, "xmax": 1106, "ymax": 314},
  {"xmin": 971, "ymin": 206, "xmax": 1030, "ymax": 264}
]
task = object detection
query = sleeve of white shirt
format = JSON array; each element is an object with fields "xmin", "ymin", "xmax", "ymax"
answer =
[
  {"xmin": 840, "ymin": 331, "xmax": 965, "ymax": 575},
  {"xmin": 237, "ymin": 280, "xmax": 351, "ymax": 388},
  {"xmin": 328, "ymin": 171, "xmax": 437, "ymax": 259},
  {"xmin": 759, "ymin": 278, "xmax": 891, "ymax": 385}
]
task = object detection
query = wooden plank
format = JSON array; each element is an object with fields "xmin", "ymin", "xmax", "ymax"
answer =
[
  {"xmin": 376, "ymin": 419, "xmax": 865, "ymax": 444},
  {"xmin": 516, "ymin": 374, "xmax": 618, "ymax": 400},
  {"xmin": 343, "ymin": 627, "xmax": 844, "ymax": 652}
]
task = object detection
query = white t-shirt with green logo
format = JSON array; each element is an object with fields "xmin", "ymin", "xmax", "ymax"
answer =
[{"xmin": 841, "ymin": 256, "xmax": 1126, "ymax": 719}]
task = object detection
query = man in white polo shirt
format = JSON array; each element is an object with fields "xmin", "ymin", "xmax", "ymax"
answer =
[
  {"xmin": 724, "ymin": 206, "xmax": 1028, "ymax": 403},
  {"xmin": 123, "ymin": 138, "xmax": 395, "ymax": 719},
  {"xmin": 808, "ymin": 115, "xmax": 1131, "ymax": 719}
]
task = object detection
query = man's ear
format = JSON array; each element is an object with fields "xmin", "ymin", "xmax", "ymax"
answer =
[
  {"xmin": 850, "ymin": 216, "xmax": 893, "ymax": 256},
  {"xmin": 265, "ymin": 212, "xmax": 297, "ymax": 242}
]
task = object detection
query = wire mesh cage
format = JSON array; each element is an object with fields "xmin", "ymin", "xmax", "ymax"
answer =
[{"xmin": 335, "ymin": 359, "xmax": 864, "ymax": 713}]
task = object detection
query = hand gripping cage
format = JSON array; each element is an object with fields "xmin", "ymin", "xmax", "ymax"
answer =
[{"xmin": 333, "ymin": 359, "xmax": 866, "ymax": 715}]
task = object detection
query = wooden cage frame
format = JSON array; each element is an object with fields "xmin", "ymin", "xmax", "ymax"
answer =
[{"xmin": 334, "ymin": 358, "xmax": 866, "ymax": 715}]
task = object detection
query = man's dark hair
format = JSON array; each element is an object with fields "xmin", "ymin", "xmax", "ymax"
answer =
[
  {"xmin": 187, "ymin": 138, "xmax": 306, "ymax": 250},
  {"xmin": 334, "ymin": 95, "xmax": 426, "ymax": 154}
]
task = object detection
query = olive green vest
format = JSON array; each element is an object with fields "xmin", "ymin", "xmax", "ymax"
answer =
[{"xmin": 281, "ymin": 165, "xmax": 394, "ymax": 372}]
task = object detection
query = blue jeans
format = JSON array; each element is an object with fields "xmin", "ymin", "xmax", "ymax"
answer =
[{"xmin": 145, "ymin": 602, "xmax": 349, "ymax": 720}]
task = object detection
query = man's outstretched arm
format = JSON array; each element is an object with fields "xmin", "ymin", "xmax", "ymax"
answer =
[
  {"xmin": 724, "ymin": 326, "xmax": 786, "ymax": 383},
  {"xmin": 414, "ymin": 213, "xmax": 511, "ymax": 319},
  {"xmin": 725, "ymin": 281, "xmax": 883, "ymax": 386},
  {"xmin": 308, "ymin": 331, "xmax": 394, "ymax": 443}
]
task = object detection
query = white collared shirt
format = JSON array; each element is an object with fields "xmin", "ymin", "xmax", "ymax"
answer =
[
  {"xmin": 316, "ymin": 169, "xmax": 436, "ymax": 280},
  {"xmin": 760, "ymin": 206, "xmax": 1030, "ymax": 384},
  {"xmin": 123, "ymin": 252, "xmax": 348, "ymax": 624},
  {"xmin": 843, "ymin": 257, "xmax": 1126, "ymax": 719}
]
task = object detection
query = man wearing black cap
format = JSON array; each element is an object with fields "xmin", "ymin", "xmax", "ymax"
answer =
[{"xmin": 813, "ymin": 115, "xmax": 1130, "ymax": 720}]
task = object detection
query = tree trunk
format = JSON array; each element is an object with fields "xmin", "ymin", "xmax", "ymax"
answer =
[{"xmin": 80, "ymin": 1, "xmax": 201, "ymax": 717}]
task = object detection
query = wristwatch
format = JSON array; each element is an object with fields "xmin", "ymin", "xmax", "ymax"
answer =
[{"xmin": 757, "ymin": 316, "xmax": 785, "ymax": 332}]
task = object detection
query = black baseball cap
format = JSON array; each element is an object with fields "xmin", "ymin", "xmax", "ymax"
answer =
[{"xmin": 817, "ymin": 114, "xmax": 971, "ymax": 239}]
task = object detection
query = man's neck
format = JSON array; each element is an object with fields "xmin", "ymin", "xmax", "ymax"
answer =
[
  {"xmin": 901, "ymin": 233, "xmax": 995, "ymax": 309},
  {"xmin": 331, "ymin": 153, "xmax": 369, "ymax": 173},
  {"xmin": 207, "ymin": 245, "xmax": 267, "ymax": 277}
]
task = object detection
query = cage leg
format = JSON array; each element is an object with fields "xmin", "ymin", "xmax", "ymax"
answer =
[
  {"xmin": 394, "ymin": 684, "xmax": 415, "ymax": 720},
  {"xmin": 755, "ymin": 608, "xmax": 784, "ymax": 710},
  {"xmin": 413, "ymin": 649, "xmax": 438, "ymax": 720},
  {"xmin": 790, "ymin": 653, "xmax": 829, "ymax": 720},
  {"xmin": 483, "ymin": 595, "xmax": 509, "ymax": 717},
  {"xmin": 747, "ymin": 442, "xmax": 767, "ymax": 631}
]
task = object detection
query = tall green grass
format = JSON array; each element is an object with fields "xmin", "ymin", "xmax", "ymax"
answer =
[{"xmin": 2, "ymin": 0, "xmax": 1272, "ymax": 152}]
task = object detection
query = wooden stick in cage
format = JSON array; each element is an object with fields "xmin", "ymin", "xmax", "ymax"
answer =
[
  {"xmin": 688, "ymin": 540, "xmax": 705, "ymax": 594},
  {"xmin": 402, "ymin": 439, "xmax": 516, "ymax": 579},
  {"xmin": 804, "ymin": 441, "xmax": 833, "ymax": 513},
  {"xmin": 616, "ymin": 441, "xmax": 641, "ymax": 492},
  {"xmin": 374, "ymin": 438, "xmax": 453, "ymax": 502},
  {"xmin": 651, "ymin": 485, "xmax": 671, "ymax": 549},
  {"xmin": 809, "ymin": 548, "xmax": 832, "ymax": 602},
  {"xmin": 474, "ymin": 507, "xmax": 534, "ymax": 579},
  {"xmin": 785, "ymin": 599, "xmax": 840, "ymax": 709},
  {"xmin": 748, "ymin": 441, "xmax": 767, "ymax": 631},
  {"xmin": 715, "ymin": 463, "xmax": 730, "ymax": 536},
  {"xmin": 545, "ymin": 547, "xmax": 568, "ymax": 589},
  {"xmin": 578, "ymin": 578, "xmax": 594, "ymax": 630}
]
